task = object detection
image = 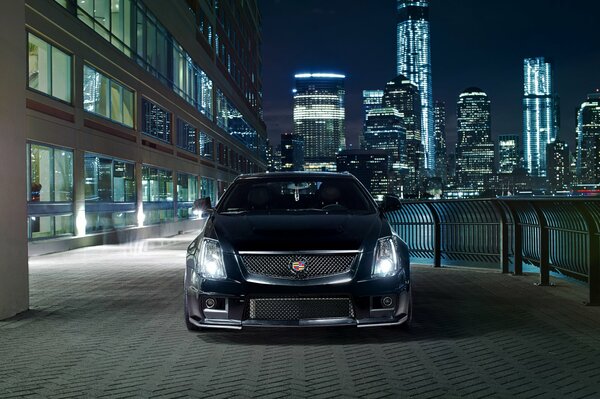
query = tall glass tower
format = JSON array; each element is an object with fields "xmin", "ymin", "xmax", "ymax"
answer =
[
  {"xmin": 456, "ymin": 88, "xmax": 494, "ymax": 191},
  {"xmin": 576, "ymin": 92, "xmax": 600, "ymax": 184},
  {"xmin": 293, "ymin": 73, "xmax": 346, "ymax": 171},
  {"xmin": 382, "ymin": 75, "xmax": 422, "ymax": 197},
  {"xmin": 396, "ymin": 0, "xmax": 434, "ymax": 172},
  {"xmin": 523, "ymin": 57, "xmax": 559, "ymax": 177}
]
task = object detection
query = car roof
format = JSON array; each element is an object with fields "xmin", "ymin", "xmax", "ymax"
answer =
[{"xmin": 234, "ymin": 171, "xmax": 356, "ymax": 181}]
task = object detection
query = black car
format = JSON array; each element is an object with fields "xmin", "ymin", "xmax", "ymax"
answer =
[{"xmin": 184, "ymin": 172, "xmax": 411, "ymax": 330}]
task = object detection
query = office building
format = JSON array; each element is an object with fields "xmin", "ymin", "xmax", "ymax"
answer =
[
  {"xmin": 397, "ymin": 0, "xmax": 434, "ymax": 171},
  {"xmin": 382, "ymin": 75, "xmax": 422, "ymax": 196},
  {"xmin": 336, "ymin": 150, "xmax": 391, "ymax": 197},
  {"xmin": 523, "ymin": 57, "xmax": 559, "ymax": 177},
  {"xmin": 362, "ymin": 90, "xmax": 384, "ymax": 148},
  {"xmin": 498, "ymin": 135, "xmax": 520, "ymax": 174},
  {"xmin": 364, "ymin": 108, "xmax": 406, "ymax": 196},
  {"xmin": 2, "ymin": 0, "xmax": 266, "ymax": 319},
  {"xmin": 280, "ymin": 133, "xmax": 304, "ymax": 171},
  {"xmin": 576, "ymin": 92, "xmax": 600, "ymax": 184},
  {"xmin": 456, "ymin": 88, "xmax": 494, "ymax": 191},
  {"xmin": 293, "ymin": 73, "xmax": 346, "ymax": 171},
  {"xmin": 547, "ymin": 139, "xmax": 571, "ymax": 191},
  {"xmin": 433, "ymin": 101, "xmax": 447, "ymax": 182}
]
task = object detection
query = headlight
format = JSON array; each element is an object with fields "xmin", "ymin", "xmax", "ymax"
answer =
[
  {"xmin": 197, "ymin": 238, "xmax": 226, "ymax": 279},
  {"xmin": 372, "ymin": 236, "xmax": 399, "ymax": 278}
]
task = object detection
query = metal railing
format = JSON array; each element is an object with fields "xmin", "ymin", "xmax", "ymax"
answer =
[{"xmin": 385, "ymin": 198, "xmax": 600, "ymax": 305}]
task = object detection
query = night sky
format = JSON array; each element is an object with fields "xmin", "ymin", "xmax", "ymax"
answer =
[{"xmin": 259, "ymin": 0, "xmax": 600, "ymax": 152}]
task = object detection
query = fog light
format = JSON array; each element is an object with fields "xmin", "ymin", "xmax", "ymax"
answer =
[
  {"xmin": 381, "ymin": 296, "xmax": 393, "ymax": 307},
  {"xmin": 205, "ymin": 298, "xmax": 216, "ymax": 309}
]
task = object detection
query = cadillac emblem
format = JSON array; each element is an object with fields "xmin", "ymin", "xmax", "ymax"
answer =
[{"xmin": 291, "ymin": 260, "xmax": 307, "ymax": 272}]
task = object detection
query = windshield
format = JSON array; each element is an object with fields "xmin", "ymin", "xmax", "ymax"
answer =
[{"xmin": 217, "ymin": 177, "xmax": 376, "ymax": 214}]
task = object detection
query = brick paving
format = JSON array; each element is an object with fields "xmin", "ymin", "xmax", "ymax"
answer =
[{"xmin": 1, "ymin": 233, "xmax": 600, "ymax": 398}]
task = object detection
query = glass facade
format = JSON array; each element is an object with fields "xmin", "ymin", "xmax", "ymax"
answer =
[
  {"xmin": 84, "ymin": 154, "xmax": 136, "ymax": 233},
  {"xmin": 27, "ymin": 143, "xmax": 74, "ymax": 239},
  {"xmin": 397, "ymin": 0, "xmax": 434, "ymax": 171},
  {"xmin": 201, "ymin": 176, "xmax": 217, "ymax": 205},
  {"xmin": 177, "ymin": 173, "xmax": 199, "ymax": 219},
  {"xmin": 176, "ymin": 118, "xmax": 197, "ymax": 154},
  {"xmin": 216, "ymin": 89, "xmax": 265, "ymax": 160},
  {"xmin": 27, "ymin": 33, "xmax": 72, "ymax": 103},
  {"xmin": 433, "ymin": 101, "xmax": 447, "ymax": 182},
  {"xmin": 382, "ymin": 75, "xmax": 422, "ymax": 196},
  {"xmin": 293, "ymin": 73, "xmax": 346, "ymax": 172},
  {"xmin": 142, "ymin": 165, "xmax": 174, "ymax": 224},
  {"xmin": 456, "ymin": 88, "xmax": 495, "ymax": 191},
  {"xmin": 55, "ymin": 0, "xmax": 266, "ymax": 163},
  {"xmin": 523, "ymin": 57, "xmax": 558, "ymax": 177},
  {"xmin": 364, "ymin": 108, "xmax": 406, "ymax": 197},
  {"xmin": 83, "ymin": 65, "xmax": 134, "ymax": 127},
  {"xmin": 141, "ymin": 98, "xmax": 171, "ymax": 143},
  {"xmin": 498, "ymin": 135, "xmax": 520, "ymax": 174},
  {"xmin": 576, "ymin": 92, "xmax": 600, "ymax": 184},
  {"xmin": 199, "ymin": 130, "xmax": 214, "ymax": 159}
]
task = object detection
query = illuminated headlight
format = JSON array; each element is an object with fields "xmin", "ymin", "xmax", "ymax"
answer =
[
  {"xmin": 197, "ymin": 238, "xmax": 226, "ymax": 279},
  {"xmin": 372, "ymin": 237, "xmax": 399, "ymax": 278}
]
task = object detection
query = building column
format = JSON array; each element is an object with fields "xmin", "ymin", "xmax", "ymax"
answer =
[
  {"xmin": 136, "ymin": 162, "xmax": 144, "ymax": 227},
  {"xmin": 74, "ymin": 149, "xmax": 86, "ymax": 236},
  {"xmin": 0, "ymin": 0, "xmax": 27, "ymax": 319}
]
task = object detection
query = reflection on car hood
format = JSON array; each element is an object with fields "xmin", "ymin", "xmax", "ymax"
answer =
[{"xmin": 211, "ymin": 212, "xmax": 382, "ymax": 252}]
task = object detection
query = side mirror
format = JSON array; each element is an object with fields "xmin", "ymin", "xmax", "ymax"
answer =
[
  {"xmin": 379, "ymin": 195, "xmax": 401, "ymax": 212},
  {"xmin": 193, "ymin": 197, "xmax": 213, "ymax": 217}
]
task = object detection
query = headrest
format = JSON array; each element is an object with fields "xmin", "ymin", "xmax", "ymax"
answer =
[{"xmin": 247, "ymin": 186, "xmax": 270, "ymax": 208}]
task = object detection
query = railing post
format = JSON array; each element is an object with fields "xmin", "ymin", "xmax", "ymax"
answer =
[
  {"xmin": 506, "ymin": 201, "xmax": 522, "ymax": 275},
  {"xmin": 425, "ymin": 203, "xmax": 441, "ymax": 268},
  {"xmin": 531, "ymin": 201, "xmax": 550, "ymax": 286},
  {"xmin": 574, "ymin": 202, "xmax": 600, "ymax": 306},
  {"xmin": 493, "ymin": 200, "xmax": 510, "ymax": 274}
]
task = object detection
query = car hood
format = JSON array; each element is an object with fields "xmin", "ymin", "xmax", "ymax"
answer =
[{"xmin": 209, "ymin": 212, "xmax": 384, "ymax": 253}]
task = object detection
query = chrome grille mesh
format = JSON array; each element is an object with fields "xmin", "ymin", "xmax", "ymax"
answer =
[
  {"xmin": 248, "ymin": 297, "xmax": 355, "ymax": 320},
  {"xmin": 240, "ymin": 254, "xmax": 356, "ymax": 279}
]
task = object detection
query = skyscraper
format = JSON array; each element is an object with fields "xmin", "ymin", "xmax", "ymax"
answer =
[
  {"xmin": 576, "ymin": 92, "xmax": 600, "ymax": 184},
  {"xmin": 382, "ymin": 75, "xmax": 422, "ymax": 196},
  {"xmin": 456, "ymin": 88, "xmax": 494, "ymax": 191},
  {"xmin": 498, "ymin": 135, "xmax": 520, "ymax": 174},
  {"xmin": 433, "ymin": 101, "xmax": 447, "ymax": 182},
  {"xmin": 397, "ymin": 0, "xmax": 434, "ymax": 172},
  {"xmin": 293, "ymin": 73, "xmax": 346, "ymax": 171},
  {"xmin": 336, "ymin": 150, "xmax": 392, "ymax": 197},
  {"xmin": 362, "ymin": 90, "xmax": 384, "ymax": 149},
  {"xmin": 362, "ymin": 90, "xmax": 384, "ymax": 126},
  {"xmin": 364, "ymin": 108, "xmax": 406, "ymax": 196},
  {"xmin": 547, "ymin": 140, "xmax": 571, "ymax": 191},
  {"xmin": 280, "ymin": 133, "xmax": 304, "ymax": 171},
  {"xmin": 523, "ymin": 57, "xmax": 559, "ymax": 177}
]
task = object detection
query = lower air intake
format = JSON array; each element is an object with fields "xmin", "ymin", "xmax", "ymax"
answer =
[{"xmin": 248, "ymin": 297, "xmax": 354, "ymax": 320}]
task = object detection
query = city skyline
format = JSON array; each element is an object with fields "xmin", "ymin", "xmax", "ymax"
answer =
[{"xmin": 259, "ymin": 0, "xmax": 600, "ymax": 151}]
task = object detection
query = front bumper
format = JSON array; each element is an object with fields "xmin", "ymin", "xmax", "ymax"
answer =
[{"xmin": 185, "ymin": 276, "xmax": 411, "ymax": 329}]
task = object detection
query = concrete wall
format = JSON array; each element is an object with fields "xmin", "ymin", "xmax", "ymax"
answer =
[{"xmin": 0, "ymin": 0, "xmax": 28, "ymax": 319}]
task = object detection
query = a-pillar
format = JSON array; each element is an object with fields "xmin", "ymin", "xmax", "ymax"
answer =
[{"xmin": 0, "ymin": 0, "xmax": 27, "ymax": 319}]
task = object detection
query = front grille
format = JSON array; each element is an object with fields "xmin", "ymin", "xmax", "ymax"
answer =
[
  {"xmin": 240, "ymin": 254, "xmax": 356, "ymax": 279},
  {"xmin": 248, "ymin": 297, "xmax": 355, "ymax": 320}
]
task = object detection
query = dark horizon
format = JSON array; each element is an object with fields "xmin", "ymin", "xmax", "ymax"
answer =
[{"xmin": 259, "ymin": 0, "xmax": 600, "ymax": 152}]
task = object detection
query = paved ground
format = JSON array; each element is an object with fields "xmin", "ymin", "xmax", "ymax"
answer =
[{"xmin": 1, "ymin": 233, "xmax": 600, "ymax": 399}]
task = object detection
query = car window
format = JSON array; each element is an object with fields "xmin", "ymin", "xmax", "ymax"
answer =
[{"xmin": 217, "ymin": 178, "xmax": 376, "ymax": 214}]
